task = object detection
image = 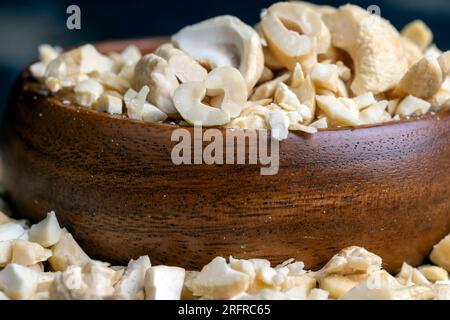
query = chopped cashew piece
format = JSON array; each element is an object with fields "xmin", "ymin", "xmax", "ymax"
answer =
[
  {"xmin": 96, "ymin": 94, "xmax": 123, "ymax": 115},
  {"xmin": 50, "ymin": 262, "xmax": 116, "ymax": 300},
  {"xmin": 134, "ymin": 54, "xmax": 179, "ymax": 115},
  {"xmin": 154, "ymin": 43, "xmax": 207, "ymax": 83},
  {"xmin": 251, "ymin": 73, "xmax": 290, "ymax": 101},
  {"xmin": 173, "ymin": 66, "xmax": 247, "ymax": 126},
  {"xmin": 319, "ymin": 275, "xmax": 358, "ymax": 299},
  {"xmin": 401, "ymin": 20, "xmax": 433, "ymax": 51},
  {"xmin": 114, "ymin": 256, "xmax": 151, "ymax": 300},
  {"xmin": 74, "ymin": 79, "xmax": 104, "ymax": 108},
  {"xmin": 433, "ymin": 284, "xmax": 450, "ymax": 300},
  {"xmin": 11, "ymin": 240, "xmax": 52, "ymax": 266},
  {"xmin": 48, "ymin": 229, "xmax": 90, "ymax": 272},
  {"xmin": 394, "ymin": 56, "xmax": 443, "ymax": 99},
  {"xmin": 257, "ymin": 66, "xmax": 274, "ymax": 84},
  {"xmin": 124, "ymin": 87, "xmax": 168, "ymax": 123},
  {"xmin": 0, "ymin": 242, "xmax": 12, "ymax": 267},
  {"xmin": 318, "ymin": 246, "xmax": 382, "ymax": 276},
  {"xmin": 438, "ymin": 51, "xmax": 450, "ymax": 76},
  {"xmin": 172, "ymin": 15, "xmax": 264, "ymax": 92},
  {"xmin": 0, "ymin": 264, "xmax": 38, "ymax": 300},
  {"xmin": 191, "ymin": 257, "xmax": 250, "ymax": 299},
  {"xmin": 310, "ymin": 63, "xmax": 339, "ymax": 92},
  {"xmin": 274, "ymin": 83, "xmax": 301, "ymax": 109},
  {"xmin": 28, "ymin": 211, "xmax": 62, "ymax": 248},
  {"xmin": 45, "ymin": 44, "xmax": 114, "ymax": 92},
  {"xmin": 261, "ymin": 2, "xmax": 330, "ymax": 71},
  {"xmin": 144, "ymin": 266, "xmax": 185, "ymax": 300},
  {"xmin": 308, "ymin": 288, "xmax": 329, "ymax": 300},
  {"xmin": 316, "ymin": 95, "xmax": 360, "ymax": 126},
  {"xmin": 342, "ymin": 271, "xmax": 434, "ymax": 300},
  {"xmin": 395, "ymin": 95, "xmax": 431, "ymax": 117},
  {"xmin": 266, "ymin": 109, "xmax": 290, "ymax": 140},
  {"xmin": 396, "ymin": 262, "xmax": 430, "ymax": 286},
  {"xmin": 0, "ymin": 222, "xmax": 27, "ymax": 242},
  {"xmin": 352, "ymin": 92, "xmax": 376, "ymax": 110},
  {"xmin": 430, "ymin": 234, "xmax": 450, "ymax": 272},
  {"xmin": 0, "ymin": 211, "xmax": 10, "ymax": 224},
  {"xmin": 324, "ymin": 5, "xmax": 408, "ymax": 95},
  {"xmin": 358, "ymin": 101, "xmax": 391, "ymax": 125},
  {"xmin": 418, "ymin": 265, "xmax": 449, "ymax": 283}
]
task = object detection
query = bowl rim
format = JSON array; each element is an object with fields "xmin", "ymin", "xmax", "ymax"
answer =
[{"xmin": 20, "ymin": 36, "xmax": 450, "ymax": 135}]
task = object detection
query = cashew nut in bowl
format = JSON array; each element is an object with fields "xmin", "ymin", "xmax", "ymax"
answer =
[
  {"xmin": 323, "ymin": 5, "xmax": 409, "ymax": 95},
  {"xmin": 172, "ymin": 15, "xmax": 264, "ymax": 94},
  {"xmin": 134, "ymin": 54, "xmax": 179, "ymax": 116},
  {"xmin": 173, "ymin": 66, "xmax": 247, "ymax": 127},
  {"xmin": 261, "ymin": 2, "xmax": 331, "ymax": 72},
  {"xmin": 153, "ymin": 43, "xmax": 208, "ymax": 83}
]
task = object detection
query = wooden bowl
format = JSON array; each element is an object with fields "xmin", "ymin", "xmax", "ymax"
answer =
[{"xmin": 1, "ymin": 38, "xmax": 450, "ymax": 272}]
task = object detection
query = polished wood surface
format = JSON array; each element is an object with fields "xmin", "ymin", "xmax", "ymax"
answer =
[{"xmin": 1, "ymin": 38, "xmax": 450, "ymax": 272}]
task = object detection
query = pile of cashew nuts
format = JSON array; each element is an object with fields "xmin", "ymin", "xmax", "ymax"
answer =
[{"xmin": 31, "ymin": 2, "xmax": 450, "ymax": 140}]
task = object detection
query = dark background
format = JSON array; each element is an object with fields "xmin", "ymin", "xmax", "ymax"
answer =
[{"xmin": 1, "ymin": 0, "xmax": 450, "ymax": 119}]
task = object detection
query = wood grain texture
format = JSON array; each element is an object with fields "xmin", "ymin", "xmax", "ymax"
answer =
[{"xmin": 1, "ymin": 38, "xmax": 450, "ymax": 272}]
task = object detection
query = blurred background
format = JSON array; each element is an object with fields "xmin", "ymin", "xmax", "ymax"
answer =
[{"xmin": 1, "ymin": 0, "xmax": 450, "ymax": 120}]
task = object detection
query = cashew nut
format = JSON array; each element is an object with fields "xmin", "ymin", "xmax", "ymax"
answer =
[
  {"xmin": 134, "ymin": 54, "xmax": 179, "ymax": 115},
  {"xmin": 394, "ymin": 56, "xmax": 443, "ymax": 99},
  {"xmin": 261, "ymin": 2, "xmax": 331, "ymax": 71},
  {"xmin": 172, "ymin": 16, "xmax": 264, "ymax": 93},
  {"xmin": 154, "ymin": 43, "xmax": 207, "ymax": 83},
  {"xmin": 323, "ymin": 5, "xmax": 408, "ymax": 95},
  {"xmin": 401, "ymin": 20, "xmax": 433, "ymax": 51},
  {"xmin": 173, "ymin": 66, "xmax": 247, "ymax": 126}
]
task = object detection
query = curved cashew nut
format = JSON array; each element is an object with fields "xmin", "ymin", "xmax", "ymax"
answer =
[
  {"xmin": 173, "ymin": 66, "xmax": 247, "ymax": 126},
  {"xmin": 261, "ymin": 2, "xmax": 331, "ymax": 71},
  {"xmin": 323, "ymin": 5, "xmax": 408, "ymax": 95},
  {"xmin": 172, "ymin": 15, "xmax": 264, "ymax": 93},
  {"xmin": 154, "ymin": 43, "xmax": 207, "ymax": 83},
  {"xmin": 134, "ymin": 53, "xmax": 179, "ymax": 115}
]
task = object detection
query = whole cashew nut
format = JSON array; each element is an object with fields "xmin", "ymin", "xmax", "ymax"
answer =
[{"xmin": 173, "ymin": 66, "xmax": 247, "ymax": 126}]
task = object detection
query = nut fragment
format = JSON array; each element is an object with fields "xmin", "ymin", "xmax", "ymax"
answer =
[
  {"xmin": 395, "ymin": 95, "xmax": 431, "ymax": 117},
  {"xmin": 191, "ymin": 257, "xmax": 250, "ymax": 300},
  {"xmin": 154, "ymin": 43, "xmax": 207, "ymax": 83},
  {"xmin": 261, "ymin": 2, "xmax": 330, "ymax": 71},
  {"xmin": 74, "ymin": 79, "xmax": 104, "ymax": 108},
  {"xmin": 0, "ymin": 222, "xmax": 27, "ymax": 242},
  {"xmin": 418, "ymin": 265, "xmax": 449, "ymax": 283},
  {"xmin": 173, "ymin": 66, "xmax": 247, "ymax": 126},
  {"xmin": 28, "ymin": 211, "xmax": 62, "ymax": 248},
  {"xmin": 96, "ymin": 94, "xmax": 123, "ymax": 115},
  {"xmin": 134, "ymin": 54, "xmax": 179, "ymax": 115},
  {"xmin": 396, "ymin": 262, "xmax": 430, "ymax": 286},
  {"xmin": 124, "ymin": 87, "xmax": 168, "ymax": 123},
  {"xmin": 0, "ymin": 242, "xmax": 12, "ymax": 267},
  {"xmin": 0, "ymin": 211, "xmax": 10, "ymax": 224},
  {"xmin": 316, "ymin": 95, "xmax": 359, "ymax": 126},
  {"xmin": 401, "ymin": 20, "xmax": 433, "ymax": 51},
  {"xmin": 50, "ymin": 261, "xmax": 116, "ymax": 300},
  {"xmin": 319, "ymin": 275, "xmax": 358, "ymax": 299},
  {"xmin": 0, "ymin": 264, "xmax": 38, "ymax": 300},
  {"xmin": 114, "ymin": 256, "xmax": 151, "ymax": 300},
  {"xmin": 45, "ymin": 44, "xmax": 114, "ymax": 92},
  {"xmin": 251, "ymin": 73, "xmax": 290, "ymax": 101},
  {"xmin": 48, "ymin": 229, "xmax": 90, "ymax": 272},
  {"xmin": 324, "ymin": 5, "xmax": 408, "ymax": 95},
  {"xmin": 394, "ymin": 56, "xmax": 443, "ymax": 99},
  {"xmin": 173, "ymin": 15, "xmax": 264, "ymax": 92},
  {"xmin": 310, "ymin": 63, "xmax": 339, "ymax": 92},
  {"xmin": 144, "ymin": 266, "xmax": 185, "ymax": 300},
  {"xmin": 430, "ymin": 234, "xmax": 450, "ymax": 272},
  {"xmin": 11, "ymin": 240, "xmax": 52, "ymax": 266}
]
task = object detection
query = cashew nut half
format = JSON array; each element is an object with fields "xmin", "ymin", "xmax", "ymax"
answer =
[
  {"xmin": 172, "ymin": 15, "xmax": 264, "ymax": 93},
  {"xmin": 173, "ymin": 66, "xmax": 247, "ymax": 126},
  {"xmin": 134, "ymin": 54, "xmax": 179, "ymax": 115},
  {"xmin": 323, "ymin": 5, "xmax": 408, "ymax": 95},
  {"xmin": 261, "ymin": 2, "xmax": 331, "ymax": 71}
]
